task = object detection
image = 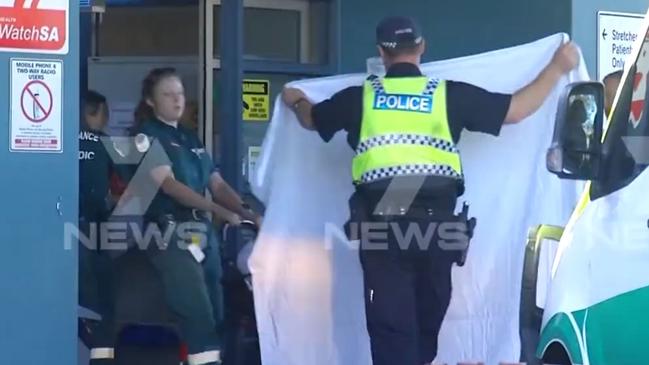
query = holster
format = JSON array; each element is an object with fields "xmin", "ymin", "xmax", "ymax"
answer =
[
  {"xmin": 344, "ymin": 192, "xmax": 370, "ymax": 241},
  {"xmin": 455, "ymin": 203, "xmax": 477, "ymax": 267}
]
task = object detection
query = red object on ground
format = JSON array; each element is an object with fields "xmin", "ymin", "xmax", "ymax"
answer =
[{"xmin": 179, "ymin": 343, "xmax": 188, "ymax": 362}]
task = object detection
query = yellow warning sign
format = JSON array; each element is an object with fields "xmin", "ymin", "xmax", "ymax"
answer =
[{"xmin": 243, "ymin": 79, "xmax": 270, "ymax": 121}]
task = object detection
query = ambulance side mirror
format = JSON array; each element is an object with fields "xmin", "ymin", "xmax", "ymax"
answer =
[{"xmin": 547, "ymin": 81, "xmax": 605, "ymax": 180}]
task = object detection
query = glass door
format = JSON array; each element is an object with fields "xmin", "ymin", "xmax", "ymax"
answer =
[{"xmin": 201, "ymin": 0, "xmax": 334, "ymax": 191}]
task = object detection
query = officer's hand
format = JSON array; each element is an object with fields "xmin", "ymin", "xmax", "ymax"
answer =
[
  {"xmin": 282, "ymin": 87, "xmax": 306, "ymax": 106},
  {"xmin": 551, "ymin": 41, "xmax": 580, "ymax": 74},
  {"xmin": 254, "ymin": 214, "xmax": 263, "ymax": 228}
]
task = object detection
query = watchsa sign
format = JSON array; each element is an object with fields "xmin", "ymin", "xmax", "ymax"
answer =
[
  {"xmin": 0, "ymin": 0, "xmax": 68, "ymax": 54},
  {"xmin": 10, "ymin": 58, "xmax": 63, "ymax": 152}
]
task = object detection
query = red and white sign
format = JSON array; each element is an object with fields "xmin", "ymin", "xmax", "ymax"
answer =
[
  {"xmin": 630, "ymin": 37, "xmax": 649, "ymax": 129},
  {"xmin": 0, "ymin": 0, "xmax": 68, "ymax": 54},
  {"xmin": 10, "ymin": 58, "xmax": 63, "ymax": 152}
]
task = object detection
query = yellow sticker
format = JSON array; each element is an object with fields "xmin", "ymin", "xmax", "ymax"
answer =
[
  {"xmin": 191, "ymin": 234, "xmax": 201, "ymax": 245},
  {"xmin": 243, "ymin": 79, "xmax": 270, "ymax": 121}
]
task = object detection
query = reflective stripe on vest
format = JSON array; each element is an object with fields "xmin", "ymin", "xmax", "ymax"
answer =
[{"xmin": 352, "ymin": 74, "xmax": 463, "ymax": 184}]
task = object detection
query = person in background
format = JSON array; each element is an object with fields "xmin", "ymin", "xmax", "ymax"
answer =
[
  {"xmin": 603, "ymin": 70, "xmax": 623, "ymax": 117},
  {"xmin": 78, "ymin": 90, "xmax": 120, "ymax": 364},
  {"xmin": 129, "ymin": 67, "xmax": 262, "ymax": 365}
]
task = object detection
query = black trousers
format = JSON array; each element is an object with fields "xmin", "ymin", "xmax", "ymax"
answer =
[
  {"xmin": 359, "ymin": 217, "xmax": 455, "ymax": 365},
  {"xmin": 78, "ymin": 217, "xmax": 118, "ymax": 364}
]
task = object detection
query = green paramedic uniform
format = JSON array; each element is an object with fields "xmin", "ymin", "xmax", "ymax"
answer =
[{"xmin": 133, "ymin": 117, "xmax": 223, "ymax": 365}]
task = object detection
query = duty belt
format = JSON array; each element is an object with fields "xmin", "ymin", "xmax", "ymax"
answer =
[
  {"xmin": 175, "ymin": 208, "xmax": 209, "ymax": 221},
  {"xmin": 146, "ymin": 209, "xmax": 208, "ymax": 225},
  {"xmin": 368, "ymin": 203, "xmax": 476, "ymax": 267},
  {"xmin": 371, "ymin": 206, "xmax": 449, "ymax": 220}
]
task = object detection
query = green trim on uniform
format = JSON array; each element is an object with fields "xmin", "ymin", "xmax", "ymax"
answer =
[{"xmin": 352, "ymin": 75, "xmax": 463, "ymax": 185}]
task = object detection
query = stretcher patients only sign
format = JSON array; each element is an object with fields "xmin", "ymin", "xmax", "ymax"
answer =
[
  {"xmin": 597, "ymin": 11, "xmax": 644, "ymax": 81},
  {"xmin": 10, "ymin": 58, "xmax": 63, "ymax": 152},
  {"xmin": 0, "ymin": 0, "xmax": 68, "ymax": 54}
]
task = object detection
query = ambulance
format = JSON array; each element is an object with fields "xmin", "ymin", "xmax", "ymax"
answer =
[{"xmin": 519, "ymin": 8, "xmax": 649, "ymax": 365}]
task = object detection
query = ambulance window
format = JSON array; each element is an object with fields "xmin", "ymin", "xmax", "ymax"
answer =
[{"xmin": 591, "ymin": 27, "xmax": 649, "ymax": 200}]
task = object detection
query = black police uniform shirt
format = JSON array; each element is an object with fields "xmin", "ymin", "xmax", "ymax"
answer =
[
  {"xmin": 311, "ymin": 62, "xmax": 513, "ymax": 211},
  {"xmin": 135, "ymin": 118, "xmax": 215, "ymax": 218},
  {"xmin": 79, "ymin": 124, "xmax": 114, "ymax": 220}
]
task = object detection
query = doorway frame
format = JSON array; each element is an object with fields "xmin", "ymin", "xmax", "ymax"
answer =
[{"xmin": 199, "ymin": 0, "xmax": 340, "ymax": 188}]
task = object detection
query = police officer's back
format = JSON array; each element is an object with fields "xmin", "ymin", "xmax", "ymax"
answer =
[{"xmin": 281, "ymin": 15, "xmax": 580, "ymax": 365}]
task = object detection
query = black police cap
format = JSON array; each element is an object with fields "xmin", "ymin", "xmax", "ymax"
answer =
[{"xmin": 376, "ymin": 16, "xmax": 423, "ymax": 50}]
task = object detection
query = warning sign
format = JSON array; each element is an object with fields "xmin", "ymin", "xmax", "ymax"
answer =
[
  {"xmin": 243, "ymin": 79, "xmax": 270, "ymax": 121},
  {"xmin": 0, "ymin": 0, "xmax": 69, "ymax": 54},
  {"xmin": 10, "ymin": 58, "xmax": 63, "ymax": 152}
]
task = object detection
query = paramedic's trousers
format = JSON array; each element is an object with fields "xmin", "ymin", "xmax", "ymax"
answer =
[
  {"xmin": 146, "ymin": 215, "xmax": 224, "ymax": 365},
  {"xmin": 359, "ymin": 216, "xmax": 455, "ymax": 365}
]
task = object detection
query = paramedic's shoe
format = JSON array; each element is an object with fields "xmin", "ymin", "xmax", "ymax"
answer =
[
  {"xmin": 186, "ymin": 349, "xmax": 222, "ymax": 365},
  {"xmin": 89, "ymin": 348, "xmax": 114, "ymax": 365}
]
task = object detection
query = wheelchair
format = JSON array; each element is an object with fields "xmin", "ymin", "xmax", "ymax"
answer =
[{"xmin": 221, "ymin": 220, "xmax": 261, "ymax": 365}]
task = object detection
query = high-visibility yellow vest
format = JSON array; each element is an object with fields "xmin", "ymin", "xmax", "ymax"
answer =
[{"xmin": 351, "ymin": 74, "xmax": 463, "ymax": 185}]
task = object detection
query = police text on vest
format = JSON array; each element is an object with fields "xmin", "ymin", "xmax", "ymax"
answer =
[{"xmin": 374, "ymin": 94, "xmax": 433, "ymax": 113}]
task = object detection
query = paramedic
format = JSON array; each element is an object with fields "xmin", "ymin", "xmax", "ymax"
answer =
[
  {"xmin": 130, "ymin": 67, "xmax": 262, "ymax": 365},
  {"xmin": 281, "ymin": 16, "xmax": 580, "ymax": 365},
  {"xmin": 78, "ymin": 90, "xmax": 119, "ymax": 364}
]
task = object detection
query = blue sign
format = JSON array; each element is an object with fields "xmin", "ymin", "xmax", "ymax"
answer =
[{"xmin": 373, "ymin": 94, "xmax": 433, "ymax": 113}]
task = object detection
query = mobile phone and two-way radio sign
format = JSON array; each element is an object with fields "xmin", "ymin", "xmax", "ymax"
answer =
[
  {"xmin": 22, "ymin": 79, "xmax": 52, "ymax": 122},
  {"xmin": 10, "ymin": 59, "xmax": 63, "ymax": 152}
]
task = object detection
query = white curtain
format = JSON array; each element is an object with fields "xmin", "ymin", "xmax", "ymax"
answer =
[{"xmin": 249, "ymin": 33, "xmax": 590, "ymax": 365}]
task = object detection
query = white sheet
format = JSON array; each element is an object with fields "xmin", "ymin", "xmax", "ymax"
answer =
[{"xmin": 249, "ymin": 33, "xmax": 590, "ymax": 365}]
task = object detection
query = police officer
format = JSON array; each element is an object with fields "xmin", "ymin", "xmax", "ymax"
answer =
[
  {"xmin": 281, "ymin": 16, "xmax": 579, "ymax": 365},
  {"xmin": 131, "ymin": 67, "xmax": 262, "ymax": 365},
  {"xmin": 78, "ymin": 90, "xmax": 120, "ymax": 364}
]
